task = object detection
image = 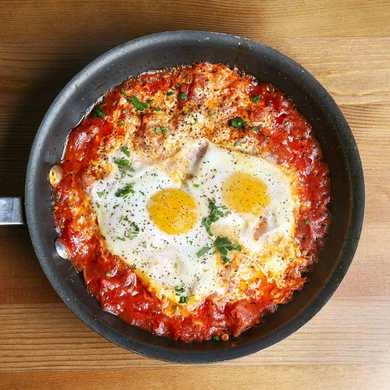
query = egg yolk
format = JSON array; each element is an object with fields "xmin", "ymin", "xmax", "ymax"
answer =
[
  {"xmin": 147, "ymin": 188, "xmax": 197, "ymax": 234},
  {"xmin": 223, "ymin": 172, "xmax": 270, "ymax": 214}
]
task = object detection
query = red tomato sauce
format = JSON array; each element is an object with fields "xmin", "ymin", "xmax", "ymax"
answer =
[{"xmin": 52, "ymin": 64, "xmax": 330, "ymax": 342}]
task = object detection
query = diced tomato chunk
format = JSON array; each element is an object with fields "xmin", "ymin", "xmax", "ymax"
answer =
[{"xmin": 226, "ymin": 300, "xmax": 262, "ymax": 337}]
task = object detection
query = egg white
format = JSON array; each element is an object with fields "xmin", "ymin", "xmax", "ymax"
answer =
[
  {"xmin": 186, "ymin": 142, "xmax": 300, "ymax": 292},
  {"xmin": 89, "ymin": 146, "xmax": 222, "ymax": 307},
  {"xmin": 89, "ymin": 140, "xmax": 300, "ymax": 312},
  {"xmin": 188, "ymin": 142, "xmax": 297, "ymax": 254}
]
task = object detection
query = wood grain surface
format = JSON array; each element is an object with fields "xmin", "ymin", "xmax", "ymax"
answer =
[{"xmin": 1, "ymin": 1, "xmax": 390, "ymax": 389}]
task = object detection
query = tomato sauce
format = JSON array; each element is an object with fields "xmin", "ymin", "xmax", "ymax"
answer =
[{"xmin": 52, "ymin": 64, "xmax": 330, "ymax": 342}]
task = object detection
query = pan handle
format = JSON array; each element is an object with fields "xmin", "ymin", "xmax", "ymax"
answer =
[{"xmin": 0, "ymin": 197, "xmax": 24, "ymax": 225}]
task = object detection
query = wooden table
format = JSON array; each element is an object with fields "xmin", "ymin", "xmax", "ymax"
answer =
[{"xmin": 1, "ymin": 1, "xmax": 389, "ymax": 389}]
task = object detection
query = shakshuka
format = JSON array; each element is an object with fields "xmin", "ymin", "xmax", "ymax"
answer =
[{"xmin": 50, "ymin": 63, "xmax": 330, "ymax": 342}]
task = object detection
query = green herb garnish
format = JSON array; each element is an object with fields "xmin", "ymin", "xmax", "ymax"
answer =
[
  {"xmin": 166, "ymin": 91, "xmax": 174, "ymax": 96},
  {"xmin": 125, "ymin": 222, "xmax": 140, "ymax": 239},
  {"xmin": 175, "ymin": 286, "xmax": 188, "ymax": 303},
  {"xmin": 202, "ymin": 198, "xmax": 229, "ymax": 235},
  {"xmin": 119, "ymin": 215, "xmax": 130, "ymax": 223},
  {"xmin": 178, "ymin": 92, "xmax": 188, "ymax": 101},
  {"xmin": 115, "ymin": 183, "xmax": 134, "ymax": 197},
  {"xmin": 214, "ymin": 236, "xmax": 241, "ymax": 264},
  {"xmin": 154, "ymin": 107, "xmax": 162, "ymax": 112},
  {"xmin": 96, "ymin": 191, "xmax": 105, "ymax": 198},
  {"xmin": 229, "ymin": 117, "xmax": 246, "ymax": 129},
  {"xmin": 92, "ymin": 105, "xmax": 106, "ymax": 119},
  {"xmin": 175, "ymin": 286, "xmax": 185, "ymax": 294},
  {"xmin": 175, "ymin": 286, "xmax": 188, "ymax": 304},
  {"xmin": 130, "ymin": 96, "xmax": 149, "ymax": 111},
  {"xmin": 304, "ymin": 219, "xmax": 310, "ymax": 225},
  {"xmin": 114, "ymin": 158, "xmax": 134, "ymax": 174},
  {"xmin": 251, "ymin": 95, "xmax": 261, "ymax": 103},
  {"xmin": 120, "ymin": 145, "xmax": 130, "ymax": 157},
  {"xmin": 196, "ymin": 245, "xmax": 211, "ymax": 258},
  {"xmin": 153, "ymin": 127, "xmax": 168, "ymax": 135},
  {"xmin": 212, "ymin": 335, "xmax": 221, "ymax": 343}
]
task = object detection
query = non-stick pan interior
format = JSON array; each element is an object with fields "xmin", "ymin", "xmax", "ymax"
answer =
[{"xmin": 25, "ymin": 31, "xmax": 364, "ymax": 362}]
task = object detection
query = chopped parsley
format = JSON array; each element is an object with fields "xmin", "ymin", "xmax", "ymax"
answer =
[
  {"xmin": 120, "ymin": 145, "xmax": 130, "ymax": 157},
  {"xmin": 229, "ymin": 117, "xmax": 246, "ymax": 129},
  {"xmin": 304, "ymin": 219, "xmax": 310, "ymax": 225},
  {"xmin": 251, "ymin": 95, "xmax": 261, "ymax": 103},
  {"xmin": 175, "ymin": 286, "xmax": 185, "ymax": 294},
  {"xmin": 154, "ymin": 107, "xmax": 162, "ymax": 112},
  {"xmin": 115, "ymin": 183, "xmax": 134, "ymax": 197},
  {"xmin": 124, "ymin": 222, "xmax": 140, "ymax": 239},
  {"xmin": 96, "ymin": 191, "xmax": 105, "ymax": 198},
  {"xmin": 119, "ymin": 215, "xmax": 130, "ymax": 223},
  {"xmin": 196, "ymin": 245, "xmax": 211, "ymax": 258},
  {"xmin": 212, "ymin": 335, "xmax": 221, "ymax": 343},
  {"xmin": 153, "ymin": 127, "xmax": 168, "ymax": 135},
  {"xmin": 202, "ymin": 198, "xmax": 229, "ymax": 235},
  {"xmin": 166, "ymin": 91, "xmax": 174, "ymax": 96},
  {"xmin": 214, "ymin": 236, "xmax": 241, "ymax": 264},
  {"xmin": 130, "ymin": 95, "xmax": 149, "ymax": 111},
  {"xmin": 252, "ymin": 126, "xmax": 261, "ymax": 132},
  {"xmin": 175, "ymin": 286, "xmax": 188, "ymax": 304},
  {"xmin": 92, "ymin": 104, "xmax": 106, "ymax": 119},
  {"xmin": 114, "ymin": 158, "xmax": 134, "ymax": 174},
  {"xmin": 178, "ymin": 92, "xmax": 188, "ymax": 101}
]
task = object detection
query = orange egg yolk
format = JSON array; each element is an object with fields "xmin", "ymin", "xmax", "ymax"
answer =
[
  {"xmin": 223, "ymin": 172, "xmax": 270, "ymax": 214},
  {"xmin": 147, "ymin": 188, "xmax": 197, "ymax": 234}
]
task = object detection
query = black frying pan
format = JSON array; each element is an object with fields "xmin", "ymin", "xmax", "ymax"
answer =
[{"xmin": 0, "ymin": 31, "xmax": 364, "ymax": 363}]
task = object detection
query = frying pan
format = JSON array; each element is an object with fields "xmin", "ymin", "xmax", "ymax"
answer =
[{"xmin": 0, "ymin": 31, "xmax": 364, "ymax": 363}]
